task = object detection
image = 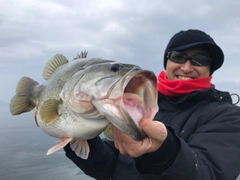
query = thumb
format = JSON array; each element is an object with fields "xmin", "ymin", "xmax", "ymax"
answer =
[{"xmin": 140, "ymin": 118, "xmax": 167, "ymax": 142}]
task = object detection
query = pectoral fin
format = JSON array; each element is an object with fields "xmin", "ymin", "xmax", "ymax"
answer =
[
  {"xmin": 40, "ymin": 99, "xmax": 61, "ymax": 125},
  {"xmin": 103, "ymin": 124, "xmax": 114, "ymax": 141}
]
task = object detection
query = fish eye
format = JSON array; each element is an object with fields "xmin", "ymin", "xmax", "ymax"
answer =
[{"xmin": 110, "ymin": 64, "xmax": 120, "ymax": 72}]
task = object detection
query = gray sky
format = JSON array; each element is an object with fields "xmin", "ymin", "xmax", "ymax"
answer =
[{"xmin": 1, "ymin": 0, "xmax": 240, "ymax": 103}]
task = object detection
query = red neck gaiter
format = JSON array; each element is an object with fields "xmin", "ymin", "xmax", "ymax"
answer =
[{"xmin": 158, "ymin": 71, "xmax": 212, "ymax": 96}]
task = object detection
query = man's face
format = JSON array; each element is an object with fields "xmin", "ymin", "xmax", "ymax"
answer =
[{"xmin": 166, "ymin": 48, "xmax": 211, "ymax": 80}]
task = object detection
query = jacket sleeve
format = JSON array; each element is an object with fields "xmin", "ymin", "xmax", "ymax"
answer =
[
  {"xmin": 64, "ymin": 136, "xmax": 118, "ymax": 180},
  {"xmin": 137, "ymin": 103, "xmax": 240, "ymax": 180}
]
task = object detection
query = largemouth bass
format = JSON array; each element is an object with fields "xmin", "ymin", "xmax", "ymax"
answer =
[{"xmin": 9, "ymin": 51, "xmax": 158, "ymax": 159}]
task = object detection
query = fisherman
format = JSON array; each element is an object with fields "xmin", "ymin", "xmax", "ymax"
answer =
[{"xmin": 64, "ymin": 29, "xmax": 240, "ymax": 180}]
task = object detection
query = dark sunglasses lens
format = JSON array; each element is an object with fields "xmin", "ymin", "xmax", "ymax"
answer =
[
  {"xmin": 191, "ymin": 55, "xmax": 210, "ymax": 66},
  {"xmin": 169, "ymin": 52, "xmax": 186, "ymax": 64}
]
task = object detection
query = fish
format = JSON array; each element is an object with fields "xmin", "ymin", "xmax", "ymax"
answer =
[{"xmin": 9, "ymin": 51, "xmax": 158, "ymax": 159}]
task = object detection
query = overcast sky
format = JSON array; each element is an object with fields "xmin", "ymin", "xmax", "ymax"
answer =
[{"xmin": 1, "ymin": 0, "xmax": 240, "ymax": 104}]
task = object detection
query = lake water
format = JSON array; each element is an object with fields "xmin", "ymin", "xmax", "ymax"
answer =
[{"xmin": 0, "ymin": 106, "xmax": 94, "ymax": 180}]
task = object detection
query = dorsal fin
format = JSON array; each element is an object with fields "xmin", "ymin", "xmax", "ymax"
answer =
[
  {"xmin": 73, "ymin": 50, "xmax": 88, "ymax": 60},
  {"xmin": 42, "ymin": 54, "xmax": 68, "ymax": 80}
]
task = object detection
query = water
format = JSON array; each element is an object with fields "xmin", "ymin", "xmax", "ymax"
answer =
[{"xmin": 0, "ymin": 106, "xmax": 94, "ymax": 180}]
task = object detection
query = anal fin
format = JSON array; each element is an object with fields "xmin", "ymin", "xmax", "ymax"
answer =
[{"xmin": 70, "ymin": 139, "xmax": 90, "ymax": 159}]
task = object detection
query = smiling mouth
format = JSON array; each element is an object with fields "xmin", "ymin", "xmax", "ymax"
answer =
[{"xmin": 177, "ymin": 75, "xmax": 194, "ymax": 80}]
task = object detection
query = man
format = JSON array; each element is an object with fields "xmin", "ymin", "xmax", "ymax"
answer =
[{"xmin": 64, "ymin": 29, "xmax": 240, "ymax": 180}]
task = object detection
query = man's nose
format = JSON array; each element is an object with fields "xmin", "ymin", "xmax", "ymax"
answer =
[{"xmin": 180, "ymin": 60, "xmax": 194, "ymax": 73}]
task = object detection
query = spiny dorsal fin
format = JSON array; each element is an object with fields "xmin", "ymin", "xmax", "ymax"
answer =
[
  {"xmin": 10, "ymin": 77, "xmax": 39, "ymax": 115},
  {"xmin": 73, "ymin": 50, "xmax": 88, "ymax": 60},
  {"xmin": 40, "ymin": 99, "xmax": 61, "ymax": 125},
  {"xmin": 42, "ymin": 54, "xmax": 68, "ymax": 80}
]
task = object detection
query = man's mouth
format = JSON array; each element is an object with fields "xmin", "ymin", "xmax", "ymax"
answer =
[{"xmin": 177, "ymin": 75, "xmax": 194, "ymax": 80}]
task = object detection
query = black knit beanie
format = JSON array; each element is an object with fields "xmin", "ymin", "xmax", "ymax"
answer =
[{"xmin": 163, "ymin": 29, "xmax": 224, "ymax": 75}]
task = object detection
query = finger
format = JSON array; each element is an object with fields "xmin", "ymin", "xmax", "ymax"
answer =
[
  {"xmin": 113, "ymin": 126, "xmax": 137, "ymax": 147},
  {"xmin": 112, "ymin": 125, "xmax": 119, "ymax": 148},
  {"xmin": 140, "ymin": 118, "xmax": 167, "ymax": 142},
  {"xmin": 112, "ymin": 126, "xmax": 124, "ymax": 150},
  {"xmin": 112, "ymin": 126, "xmax": 131, "ymax": 155}
]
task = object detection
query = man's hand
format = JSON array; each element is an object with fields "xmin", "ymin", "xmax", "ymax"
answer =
[{"xmin": 112, "ymin": 118, "xmax": 168, "ymax": 157}]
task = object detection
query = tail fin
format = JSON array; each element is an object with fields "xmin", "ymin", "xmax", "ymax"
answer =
[{"xmin": 10, "ymin": 76, "xmax": 39, "ymax": 115}]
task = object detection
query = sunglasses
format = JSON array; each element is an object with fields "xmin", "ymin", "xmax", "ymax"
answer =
[{"xmin": 167, "ymin": 51, "xmax": 211, "ymax": 66}]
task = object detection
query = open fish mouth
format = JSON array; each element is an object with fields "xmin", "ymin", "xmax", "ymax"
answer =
[
  {"xmin": 93, "ymin": 69, "xmax": 158, "ymax": 140},
  {"xmin": 123, "ymin": 70, "xmax": 158, "ymax": 122}
]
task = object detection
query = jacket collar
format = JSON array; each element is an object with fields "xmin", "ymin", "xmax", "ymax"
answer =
[{"xmin": 158, "ymin": 86, "xmax": 232, "ymax": 105}]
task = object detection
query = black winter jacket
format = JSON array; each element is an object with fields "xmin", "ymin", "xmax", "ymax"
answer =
[{"xmin": 64, "ymin": 87, "xmax": 240, "ymax": 180}]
